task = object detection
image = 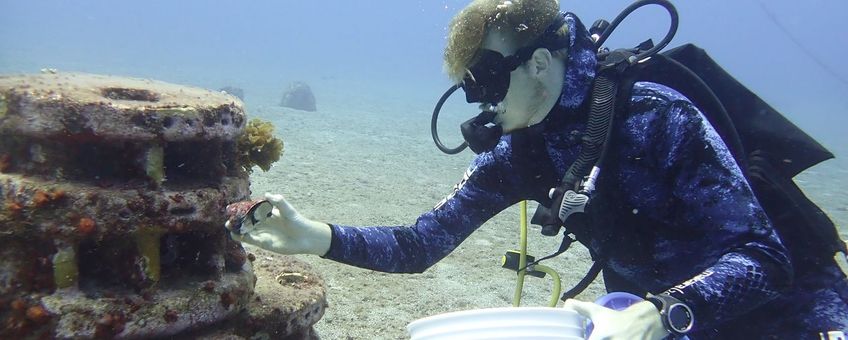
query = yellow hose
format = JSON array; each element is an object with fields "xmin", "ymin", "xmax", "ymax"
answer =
[
  {"xmin": 512, "ymin": 200, "xmax": 529, "ymax": 307},
  {"xmin": 512, "ymin": 201, "xmax": 563, "ymax": 307},
  {"xmin": 533, "ymin": 265, "xmax": 562, "ymax": 307}
]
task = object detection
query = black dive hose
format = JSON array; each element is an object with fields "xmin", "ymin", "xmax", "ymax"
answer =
[
  {"xmin": 561, "ymin": 75, "xmax": 618, "ymax": 189},
  {"xmin": 561, "ymin": 0, "xmax": 679, "ymax": 191},
  {"xmin": 431, "ymin": 84, "xmax": 466, "ymax": 155},
  {"xmin": 548, "ymin": 0, "xmax": 681, "ymax": 300},
  {"xmin": 594, "ymin": 0, "xmax": 679, "ymax": 61},
  {"xmin": 429, "ymin": 0, "xmax": 678, "ymax": 156}
]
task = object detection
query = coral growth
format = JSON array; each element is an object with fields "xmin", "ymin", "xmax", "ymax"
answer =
[
  {"xmin": 32, "ymin": 191, "xmax": 51, "ymax": 208},
  {"xmin": 6, "ymin": 201, "xmax": 23, "ymax": 217},
  {"xmin": 95, "ymin": 312, "xmax": 126, "ymax": 338},
  {"xmin": 163, "ymin": 309, "xmax": 179, "ymax": 323},
  {"xmin": 0, "ymin": 154, "xmax": 10, "ymax": 172},
  {"xmin": 31, "ymin": 189, "xmax": 66, "ymax": 208},
  {"xmin": 25, "ymin": 305, "xmax": 49, "ymax": 324},
  {"xmin": 220, "ymin": 291, "xmax": 236, "ymax": 309},
  {"xmin": 77, "ymin": 217, "xmax": 96, "ymax": 235},
  {"xmin": 2, "ymin": 299, "xmax": 52, "ymax": 337},
  {"xmin": 236, "ymin": 119, "xmax": 284, "ymax": 173}
]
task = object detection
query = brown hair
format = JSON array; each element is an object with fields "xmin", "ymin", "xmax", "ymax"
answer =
[{"xmin": 444, "ymin": 0, "xmax": 568, "ymax": 82}]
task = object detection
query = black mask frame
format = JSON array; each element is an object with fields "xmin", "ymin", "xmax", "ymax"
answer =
[
  {"xmin": 432, "ymin": 14, "xmax": 570, "ymax": 154},
  {"xmin": 461, "ymin": 49, "xmax": 530, "ymax": 105},
  {"xmin": 462, "ymin": 14, "xmax": 570, "ymax": 105}
]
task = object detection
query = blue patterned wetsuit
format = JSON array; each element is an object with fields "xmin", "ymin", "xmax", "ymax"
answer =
[{"xmin": 323, "ymin": 13, "xmax": 848, "ymax": 338}]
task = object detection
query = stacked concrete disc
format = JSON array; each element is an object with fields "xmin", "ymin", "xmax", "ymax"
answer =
[{"xmin": 0, "ymin": 72, "xmax": 320, "ymax": 338}]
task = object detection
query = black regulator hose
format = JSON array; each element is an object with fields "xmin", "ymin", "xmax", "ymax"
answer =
[
  {"xmin": 431, "ymin": 0, "xmax": 678, "ymax": 156},
  {"xmin": 561, "ymin": 0, "xmax": 678, "ymax": 186},
  {"xmin": 561, "ymin": 75, "xmax": 618, "ymax": 189},
  {"xmin": 431, "ymin": 84, "xmax": 467, "ymax": 155},
  {"xmin": 595, "ymin": 0, "xmax": 679, "ymax": 63}
]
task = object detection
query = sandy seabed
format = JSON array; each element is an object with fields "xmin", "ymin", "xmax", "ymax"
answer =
[{"xmin": 241, "ymin": 86, "xmax": 848, "ymax": 340}]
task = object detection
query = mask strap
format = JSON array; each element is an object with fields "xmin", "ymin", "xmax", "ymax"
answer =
[{"xmin": 511, "ymin": 13, "xmax": 570, "ymax": 67}]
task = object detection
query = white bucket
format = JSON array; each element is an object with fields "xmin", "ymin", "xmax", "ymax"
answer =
[{"xmin": 407, "ymin": 307, "xmax": 586, "ymax": 340}]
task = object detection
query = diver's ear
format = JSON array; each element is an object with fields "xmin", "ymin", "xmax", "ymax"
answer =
[{"xmin": 528, "ymin": 48, "xmax": 554, "ymax": 79}]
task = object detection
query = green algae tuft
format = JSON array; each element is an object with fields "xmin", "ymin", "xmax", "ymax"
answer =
[{"xmin": 237, "ymin": 119, "xmax": 283, "ymax": 173}]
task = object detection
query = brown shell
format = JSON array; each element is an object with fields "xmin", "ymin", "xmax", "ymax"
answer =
[{"xmin": 225, "ymin": 199, "xmax": 268, "ymax": 234}]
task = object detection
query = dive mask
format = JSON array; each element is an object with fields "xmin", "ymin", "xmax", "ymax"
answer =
[
  {"xmin": 431, "ymin": 14, "xmax": 570, "ymax": 155},
  {"xmin": 430, "ymin": 48, "xmax": 540, "ymax": 155},
  {"xmin": 461, "ymin": 49, "xmax": 525, "ymax": 104}
]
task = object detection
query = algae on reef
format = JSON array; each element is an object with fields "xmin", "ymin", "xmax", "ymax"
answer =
[{"xmin": 237, "ymin": 118, "xmax": 284, "ymax": 173}]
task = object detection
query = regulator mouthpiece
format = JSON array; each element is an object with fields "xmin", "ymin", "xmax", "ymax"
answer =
[{"xmin": 460, "ymin": 111, "xmax": 504, "ymax": 154}]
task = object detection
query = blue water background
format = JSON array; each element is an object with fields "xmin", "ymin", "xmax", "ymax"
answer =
[{"xmin": 2, "ymin": 0, "xmax": 846, "ymax": 228}]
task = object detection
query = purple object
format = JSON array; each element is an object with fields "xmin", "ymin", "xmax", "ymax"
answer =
[
  {"xmin": 594, "ymin": 292, "xmax": 645, "ymax": 310},
  {"xmin": 585, "ymin": 292, "xmax": 689, "ymax": 339},
  {"xmin": 585, "ymin": 292, "xmax": 644, "ymax": 337}
]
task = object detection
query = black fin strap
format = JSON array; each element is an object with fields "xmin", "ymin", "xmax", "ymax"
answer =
[{"xmin": 560, "ymin": 260, "xmax": 605, "ymax": 301}]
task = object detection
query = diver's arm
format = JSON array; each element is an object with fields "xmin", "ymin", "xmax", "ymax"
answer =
[
  {"xmin": 322, "ymin": 149, "xmax": 520, "ymax": 273},
  {"xmin": 652, "ymin": 98, "xmax": 792, "ymax": 329}
]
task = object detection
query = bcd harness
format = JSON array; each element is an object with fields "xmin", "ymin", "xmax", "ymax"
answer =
[{"xmin": 525, "ymin": 0, "xmax": 846, "ymax": 301}]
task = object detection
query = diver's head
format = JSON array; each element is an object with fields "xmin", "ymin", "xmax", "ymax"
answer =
[{"xmin": 445, "ymin": 0, "xmax": 569, "ymax": 133}]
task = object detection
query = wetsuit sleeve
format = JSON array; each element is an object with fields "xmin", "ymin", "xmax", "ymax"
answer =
[
  {"xmin": 652, "ymin": 99, "xmax": 793, "ymax": 330},
  {"xmin": 321, "ymin": 148, "xmax": 521, "ymax": 273}
]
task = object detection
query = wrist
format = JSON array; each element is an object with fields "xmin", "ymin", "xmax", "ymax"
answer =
[
  {"xmin": 631, "ymin": 301, "xmax": 670, "ymax": 338},
  {"xmin": 305, "ymin": 220, "xmax": 332, "ymax": 256},
  {"xmin": 646, "ymin": 294, "xmax": 695, "ymax": 337}
]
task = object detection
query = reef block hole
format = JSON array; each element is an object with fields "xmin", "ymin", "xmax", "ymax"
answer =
[
  {"xmin": 101, "ymin": 87, "xmax": 160, "ymax": 102},
  {"xmin": 0, "ymin": 238, "xmax": 58, "ymax": 296},
  {"xmin": 0, "ymin": 135, "xmax": 240, "ymax": 187},
  {"xmin": 77, "ymin": 231, "xmax": 224, "ymax": 295}
]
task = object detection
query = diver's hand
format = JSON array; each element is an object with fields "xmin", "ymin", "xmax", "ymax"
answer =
[
  {"xmin": 232, "ymin": 193, "xmax": 332, "ymax": 256},
  {"xmin": 564, "ymin": 299, "xmax": 669, "ymax": 340}
]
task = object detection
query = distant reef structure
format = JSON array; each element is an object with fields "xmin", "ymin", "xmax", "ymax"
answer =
[
  {"xmin": 219, "ymin": 86, "xmax": 245, "ymax": 101},
  {"xmin": 280, "ymin": 81, "xmax": 317, "ymax": 112},
  {"xmin": 0, "ymin": 72, "xmax": 324, "ymax": 339}
]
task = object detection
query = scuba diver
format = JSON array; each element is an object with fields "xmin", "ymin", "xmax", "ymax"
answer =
[{"xmin": 229, "ymin": 0, "xmax": 848, "ymax": 338}]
